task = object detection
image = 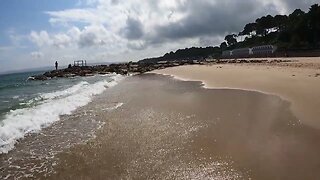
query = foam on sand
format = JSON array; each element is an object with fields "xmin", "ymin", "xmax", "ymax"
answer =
[
  {"xmin": 102, "ymin": 103, "xmax": 124, "ymax": 111},
  {"xmin": 153, "ymin": 63, "xmax": 320, "ymax": 128}
]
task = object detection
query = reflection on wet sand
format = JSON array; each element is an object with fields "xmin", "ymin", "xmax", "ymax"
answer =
[{"xmin": 48, "ymin": 74, "xmax": 320, "ymax": 179}]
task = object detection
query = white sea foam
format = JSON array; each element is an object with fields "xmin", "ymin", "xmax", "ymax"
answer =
[
  {"xmin": 12, "ymin": 96, "xmax": 20, "ymax": 99},
  {"xmin": 0, "ymin": 74, "xmax": 124, "ymax": 154},
  {"xmin": 102, "ymin": 103, "xmax": 124, "ymax": 111},
  {"xmin": 40, "ymin": 81, "xmax": 90, "ymax": 100}
]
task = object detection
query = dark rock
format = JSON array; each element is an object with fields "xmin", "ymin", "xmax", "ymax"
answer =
[
  {"xmin": 32, "ymin": 57, "xmax": 218, "ymax": 80},
  {"xmin": 32, "ymin": 75, "xmax": 48, "ymax": 81},
  {"xmin": 98, "ymin": 72, "xmax": 110, "ymax": 75},
  {"xmin": 63, "ymin": 73, "xmax": 76, "ymax": 78}
]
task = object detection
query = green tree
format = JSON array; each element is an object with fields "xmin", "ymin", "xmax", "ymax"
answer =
[
  {"xmin": 255, "ymin": 15, "xmax": 274, "ymax": 36},
  {"xmin": 289, "ymin": 9, "xmax": 305, "ymax": 19},
  {"xmin": 273, "ymin": 15, "xmax": 288, "ymax": 31},
  {"xmin": 241, "ymin": 23, "xmax": 257, "ymax": 36},
  {"xmin": 220, "ymin": 42, "xmax": 228, "ymax": 50},
  {"xmin": 307, "ymin": 4, "xmax": 320, "ymax": 47},
  {"xmin": 224, "ymin": 34, "xmax": 237, "ymax": 46}
]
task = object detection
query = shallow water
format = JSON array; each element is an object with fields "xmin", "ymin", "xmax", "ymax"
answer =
[
  {"xmin": 0, "ymin": 73, "xmax": 125, "ymax": 179},
  {"xmin": 0, "ymin": 91, "xmax": 126, "ymax": 179},
  {"xmin": 0, "ymin": 72, "xmax": 123, "ymax": 154}
]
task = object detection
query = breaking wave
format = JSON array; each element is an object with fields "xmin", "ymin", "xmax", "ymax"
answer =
[{"xmin": 0, "ymin": 74, "xmax": 124, "ymax": 154}]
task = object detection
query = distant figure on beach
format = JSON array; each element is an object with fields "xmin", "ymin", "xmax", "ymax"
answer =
[{"xmin": 55, "ymin": 61, "xmax": 58, "ymax": 70}]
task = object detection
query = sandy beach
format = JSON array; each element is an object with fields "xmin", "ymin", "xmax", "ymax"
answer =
[
  {"xmin": 2, "ymin": 72, "xmax": 320, "ymax": 179},
  {"xmin": 2, "ymin": 1, "xmax": 320, "ymax": 179},
  {"xmin": 47, "ymin": 74, "xmax": 320, "ymax": 179},
  {"xmin": 153, "ymin": 57, "xmax": 320, "ymax": 129}
]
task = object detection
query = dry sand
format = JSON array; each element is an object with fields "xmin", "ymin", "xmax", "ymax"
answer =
[{"xmin": 153, "ymin": 57, "xmax": 320, "ymax": 128}]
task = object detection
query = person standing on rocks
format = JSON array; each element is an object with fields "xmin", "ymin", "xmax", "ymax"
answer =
[{"xmin": 55, "ymin": 61, "xmax": 58, "ymax": 70}]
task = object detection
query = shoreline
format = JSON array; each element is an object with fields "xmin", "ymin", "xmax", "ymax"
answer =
[
  {"xmin": 152, "ymin": 57, "xmax": 320, "ymax": 129},
  {"xmin": 3, "ymin": 74, "xmax": 320, "ymax": 179}
]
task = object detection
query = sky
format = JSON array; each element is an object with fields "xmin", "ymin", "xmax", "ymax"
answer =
[{"xmin": 0, "ymin": 0, "xmax": 318, "ymax": 73}]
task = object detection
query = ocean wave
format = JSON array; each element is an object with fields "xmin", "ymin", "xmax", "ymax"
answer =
[
  {"xmin": 39, "ymin": 81, "xmax": 90, "ymax": 100},
  {"xmin": 12, "ymin": 95, "xmax": 20, "ymax": 99},
  {"xmin": 0, "ymin": 74, "xmax": 124, "ymax": 154},
  {"xmin": 0, "ymin": 84, "xmax": 18, "ymax": 91}
]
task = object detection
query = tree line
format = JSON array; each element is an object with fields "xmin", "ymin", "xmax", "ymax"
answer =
[
  {"xmin": 139, "ymin": 47, "xmax": 221, "ymax": 63},
  {"xmin": 139, "ymin": 4, "xmax": 320, "ymax": 63},
  {"xmin": 223, "ymin": 4, "xmax": 320, "ymax": 51}
]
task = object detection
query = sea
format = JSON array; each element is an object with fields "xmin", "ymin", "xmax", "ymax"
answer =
[{"xmin": 0, "ymin": 71, "xmax": 124, "ymax": 155}]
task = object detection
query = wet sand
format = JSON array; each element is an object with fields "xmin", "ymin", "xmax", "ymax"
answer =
[
  {"xmin": 44, "ymin": 74, "xmax": 320, "ymax": 179},
  {"xmin": 153, "ymin": 59, "xmax": 320, "ymax": 129}
]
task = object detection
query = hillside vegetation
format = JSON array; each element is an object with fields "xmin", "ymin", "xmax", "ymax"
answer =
[{"xmin": 139, "ymin": 4, "xmax": 320, "ymax": 63}]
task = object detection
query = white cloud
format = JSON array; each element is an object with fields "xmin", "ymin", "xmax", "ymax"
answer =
[
  {"xmin": 25, "ymin": 0, "xmax": 317, "ymax": 68},
  {"xmin": 30, "ymin": 51, "xmax": 44, "ymax": 59},
  {"xmin": 46, "ymin": 9, "xmax": 102, "ymax": 25},
  {"xmin": 0, "ymin": 0, "xmax": 317, "ymax": 73},
  {"xmin": 29, "ymin": 0, "xmax": 197, "ymax": 53},
  {"xmin": 127, "ymin": 41, "xmax": 146, "ymax": 50},
  {"xmin": 30, "ymin": 30, "xmax": 73, "ymax": 48},
  {"xmin": 29, "ymin": 25, "xmax": 112, "ymax": 49},
  {"xmin": 30, "ymin": 31, "xmax": 51, "ymax": 47},
  {"xmin": 53, "ymin": 33, "xmax": 72, "ymax": 48}
]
